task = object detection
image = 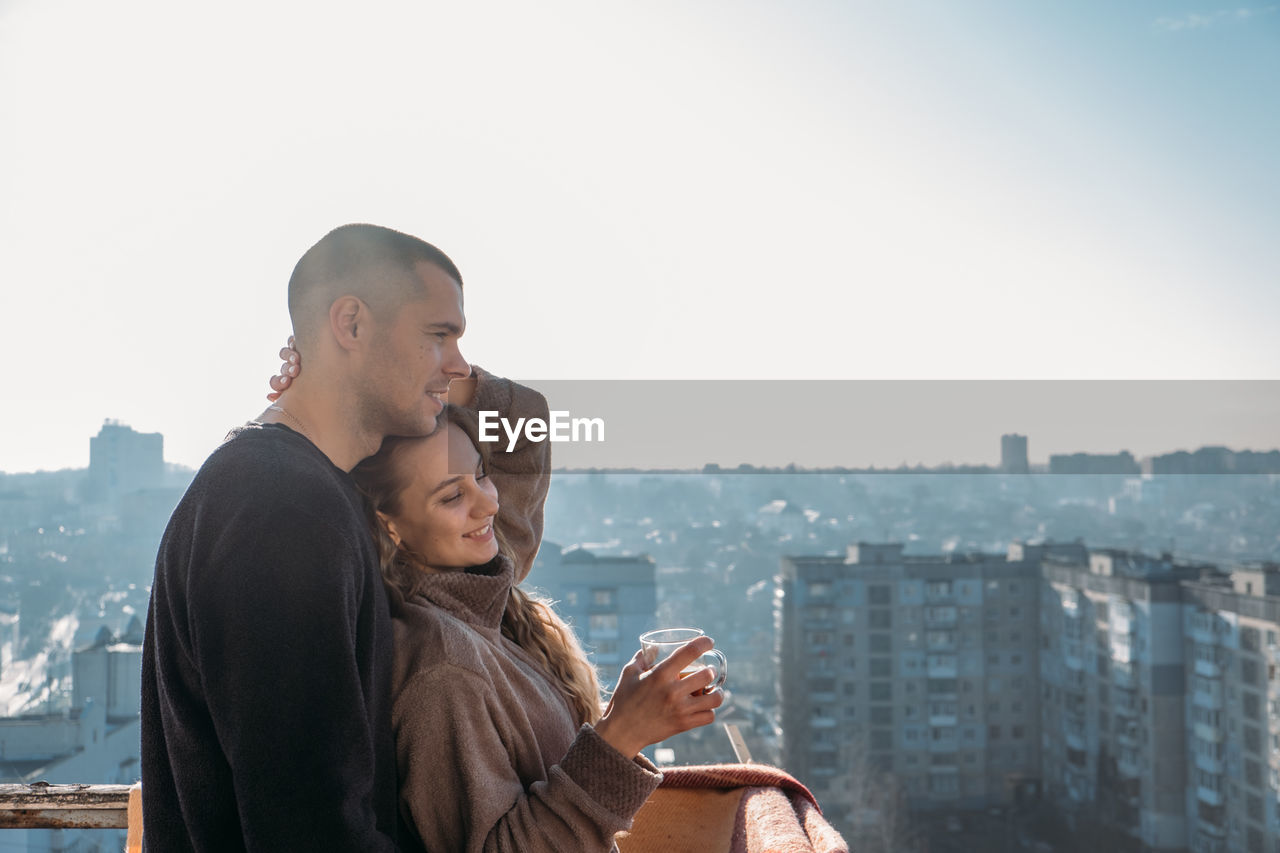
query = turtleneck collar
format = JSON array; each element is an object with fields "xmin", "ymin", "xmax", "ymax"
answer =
[{"xmin": 394, "ymin": 554, "xmax": 514, "ymax": 632}]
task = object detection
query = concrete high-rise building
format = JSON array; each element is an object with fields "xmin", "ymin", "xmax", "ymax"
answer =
[
  {"xmin": 1039, "ymin": 549, "xmax": 1214, "ymax": 852},
  {"xmin": 777, "ymin": 541, "xmax": 1081, "ymax": 829},
  {"xmin": 1001, "ymin": 434, "xmax": 1029, "ymax": 474},
  {"xmin": 528, "ymin": 542, "xmax": 657, "ymax": 687},
  {"xmin": 1180, "ymin": 564, "xmax": 1280, "ymax": 853},
  {"xmin": 87, "ymin": 420, "xmax": 163, "ymax": 501}
]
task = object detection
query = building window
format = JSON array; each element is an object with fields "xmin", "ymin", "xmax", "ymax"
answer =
[
  {"xmin": 871, "ymin": 706, "xmax": 892, "ymax": 725},
  {"xmin": 929, "ymin": 774, "xmax": 958, "ymax": 795},
  {"xmin": 871, "ymin": 681, "xmax": 892, "ymax": 702},
  {"xmin": 989, "ymin": 726, "xmax": 1001, "ymax": 740},
  {"xmin": 1242, "ymin": 658, "xmax": 1259, "ymax": 686},
  {"xmin": 808, "ymin": 581, "xmax": 832, "ymax": 598},
  {"xmin": 870, "ymin": 633, "xmax": 892, "ymax": 653},
  {"xmin": 870, "ymin": 609, "xmax": 892, "ymax": 629},
  {"xmin": 591, "ymin": 588, "xmax": 617, "ymax": 607},
  {"xmin": 588, "ymin": 613, "xmax": 619, "ymax": 634},
  {"xmin": 868, "ymin": 585, "xmax": 891, "ymax": 605},
  {"xmin": 926, "ymin": 580, "xmax": 953, "ymax": 599}
]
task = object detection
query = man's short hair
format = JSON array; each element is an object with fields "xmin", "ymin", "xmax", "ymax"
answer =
[{"xmin": 288, "ymin": 224, "xmax": 463, "ymax": 344}]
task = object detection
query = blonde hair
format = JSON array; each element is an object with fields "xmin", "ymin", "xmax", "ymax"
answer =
[{"xmin": 353, "ymin": 407, "xmax": 602, "ymax": 725}]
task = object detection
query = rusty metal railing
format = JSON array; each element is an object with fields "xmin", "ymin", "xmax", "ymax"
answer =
[{"xmin": 0, "ymin": 783, "xmax": 131, "ymax": 829}]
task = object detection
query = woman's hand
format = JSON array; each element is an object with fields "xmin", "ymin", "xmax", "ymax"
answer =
[
  {"xmin": 266, "ymin": 336, "xmax": 300, "ymax": 401},
  {"xmin": 592, "ymin": 636, "xmax": 724, "ymax": 759}
]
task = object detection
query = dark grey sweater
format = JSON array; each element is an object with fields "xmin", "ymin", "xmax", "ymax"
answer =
[{"xmin": 140, "ymin": 423, "xmax": 399, "ymax": 852}]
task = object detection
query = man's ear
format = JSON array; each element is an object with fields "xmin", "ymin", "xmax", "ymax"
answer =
[
  {"xmin": 330, "ymin": 296, "xmax": 371, "ymax": 352},
  {"xmin": 377, "ymin": 510, "xmax": 403, "ymax": 548}
]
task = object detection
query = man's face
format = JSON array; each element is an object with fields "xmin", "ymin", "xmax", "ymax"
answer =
[{"xmin": 360, "ymin": 261, "xmax": 469, "ymax": 439}]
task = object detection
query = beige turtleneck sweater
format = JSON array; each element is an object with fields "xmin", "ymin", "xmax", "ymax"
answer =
[{"xmin": 387, "ymin": 557, "xmax": 661, "ymax": 853}]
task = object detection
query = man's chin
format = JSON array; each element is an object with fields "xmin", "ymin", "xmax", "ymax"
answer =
[{"xmin": 382, "ymin": 411, "xmax": 443, "ymax": 441}]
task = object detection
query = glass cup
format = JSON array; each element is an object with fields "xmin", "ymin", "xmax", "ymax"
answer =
[{"xmin": 639, "ymin": 627, "xmax": 728, "ymax": 693}]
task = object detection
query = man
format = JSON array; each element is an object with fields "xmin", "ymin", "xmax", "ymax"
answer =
[{"xmin": 141, "ymin": 224, "xmax": 470, "ymax": 851}]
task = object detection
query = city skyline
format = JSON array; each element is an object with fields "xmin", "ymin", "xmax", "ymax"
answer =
[{"xmin": 5, "ymin": 379, "xmax": 1278, "ymax": 474}]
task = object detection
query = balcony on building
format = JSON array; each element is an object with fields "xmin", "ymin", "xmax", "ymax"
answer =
[
  {"xmin": 1117, "ymin": 748, "xmax": 1142, "ymax": 778},
  {"xmin": 1196, "ymin": 778, "xmax": 1224, "ymax": 807},
  {"xmin": 1113, "ymin": 686, "xmax": 1139, "ymax": 717},
  {"xmin": 1192, "ymin": 677, "xmax": 1224, "ymax": 710},
  {"xmin": 924, "ymin": 579, "xmax": 954, "ymax": 604},
  {"xmin": 1194, "ymin": 832, "xmax": 1227, "ymax": 853},
  {"xmin": 1193, "ymin": 743, "xmax": 1225, "ymax": 776},
  {"xmin": 1063, "ymin": 640, "xmax": 1084, "ymax": 672},
  {"xmin": 1193, "ymin": 643, "xmax": 1224, "ymax": 679},
  {"xmin": 1189, "ymin": 610, "xmax": 1220, "ymax": 646},
  {"xmin": 927, "ymin": 728, "xmax": 959, "ymax": 753},
  {"xmin": 1193, "ymin": 721, "xmax": 1225, "ymax": 744},
  {"xmin": 1112, "ymin": 660, "xmax": 1137, "ymax": 689},
  {"xmin": 810, "ymin": 711, "xmax": 838, "ymax": 730},
  {"xmin": 1110, "ymin": 600, "xmax": 1135, "ymax": 636},
  {"xmin": 1196, "ymin": 801, "xmax": 1226, "ymax": 837},
  {"xmin": 926, "ymin": 654, "xmax": 957, "ymax": 679},
  {"xmin": 923, "ymin": 605, "xmax": 957, "ymax": 629},
  {"xmin": 925, "ymin": 629, "xmax": 957, "ymax": 653}
]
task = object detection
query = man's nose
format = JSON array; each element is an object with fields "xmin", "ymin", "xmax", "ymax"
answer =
[{"xmin": 444, "ymin": 340, "xmax": 469, "ymax": 379}]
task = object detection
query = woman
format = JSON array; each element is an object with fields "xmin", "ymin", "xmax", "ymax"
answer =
[{"xmin": 349, "ymin": 403, "xmax": 724, "ymax": 853}]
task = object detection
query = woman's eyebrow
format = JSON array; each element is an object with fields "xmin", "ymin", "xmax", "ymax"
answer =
[{"xmin": 428, "ymin": 475, "xmax": 464, "ymax": 496}]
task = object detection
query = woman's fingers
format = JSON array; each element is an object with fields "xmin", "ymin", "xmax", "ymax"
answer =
[{"xmin": 650, "ymin": 636, "xmax": 715, "ymax": 679}]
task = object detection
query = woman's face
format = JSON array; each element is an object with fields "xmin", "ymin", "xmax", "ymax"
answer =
[{"xmin": 381, "ymin": 423, "xmax": 500, "ymax": 570}]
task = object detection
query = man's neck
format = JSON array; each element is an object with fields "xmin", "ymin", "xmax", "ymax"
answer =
[{"xmin": 259, "ymin": 385, "xmax": 380, "ymax": 472}]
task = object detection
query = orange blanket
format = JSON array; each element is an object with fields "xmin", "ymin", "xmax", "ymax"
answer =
[{"xmin": 618, "ymin": 765, "xmax": 848, "ymax": 853}]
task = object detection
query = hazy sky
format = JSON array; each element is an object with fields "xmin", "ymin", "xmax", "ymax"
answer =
[{"xmin": 2, "ymin": 1, "xmax": 1278, "ymax": 472}]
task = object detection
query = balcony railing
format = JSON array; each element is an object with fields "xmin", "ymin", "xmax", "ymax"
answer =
[{"xmin": 0, "ymin": 783, "xmax": 131, "ymax": 829}]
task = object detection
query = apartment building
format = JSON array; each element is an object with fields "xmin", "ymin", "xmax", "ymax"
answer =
[
  {"xmin": 528, "ymin": 541, "xmax": 657, "ymax": 686},
  {"xmin": 1040, "ymin": 549, "xmax": 1214, "ymax": 852},
  {"xmin": 777, "ymin": 541, "xmax": 1074, "ymax": 822},
  {"xmin": 1181, "ymin": 564, "xmax": 1280, "ymax": 853}
]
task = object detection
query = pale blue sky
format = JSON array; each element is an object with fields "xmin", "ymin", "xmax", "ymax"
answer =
[{"xmin": 1, "ymin": 1, "xmax": 1277, "ymax": 472}]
